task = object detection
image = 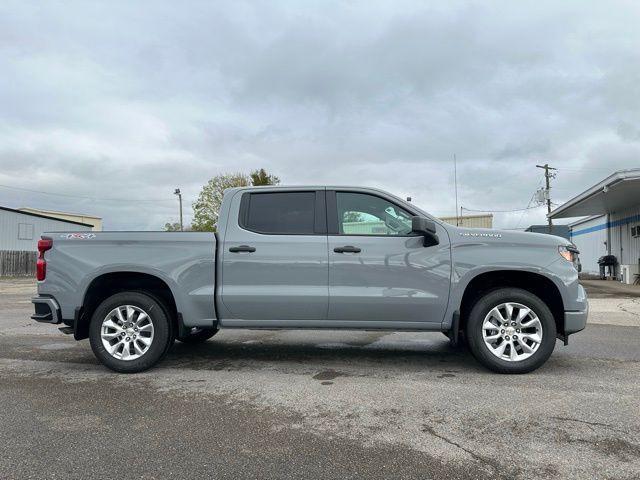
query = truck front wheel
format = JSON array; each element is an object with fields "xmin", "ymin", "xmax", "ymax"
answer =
[
  {"xmin": 465, "ymin": 288, "xmax": 557, "ymax": 374},
  {"xmin": 89, "ymin": 291, "xmax": 173, "ymax": 373}
]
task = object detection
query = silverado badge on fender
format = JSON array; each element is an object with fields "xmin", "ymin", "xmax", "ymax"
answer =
[{"xmin": 459, "ymin": 232, "xmax": 502, "ymax": 238}]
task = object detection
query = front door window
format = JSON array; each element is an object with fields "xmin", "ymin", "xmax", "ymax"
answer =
[{"xmin": 336, "ymin": 192, "xmax": 413, "ymax": 236}]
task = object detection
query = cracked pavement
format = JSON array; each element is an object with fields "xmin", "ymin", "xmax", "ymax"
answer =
[{"xmin": 1, "ymin": 278, "xmax": 639, "ymax": 479}]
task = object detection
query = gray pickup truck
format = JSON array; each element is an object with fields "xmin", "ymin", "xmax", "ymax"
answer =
[{"xmin": 31, "ymin": 186, "xmax": 587, "ymax": 374}]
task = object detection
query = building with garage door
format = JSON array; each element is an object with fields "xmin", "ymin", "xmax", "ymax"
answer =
[
  {"xmin": 0, "ymin": 206, "xmax": 92, "ymax": 276},
  {"xmin": 549, "ymin": 168, "xmax": 640, "ymax": 282}
]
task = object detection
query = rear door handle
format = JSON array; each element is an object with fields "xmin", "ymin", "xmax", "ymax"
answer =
[
  {"xmin": 333, "ymin": 245, "xmax": 361, "ymax": 253},
  {"xmin": 229, "ymin": 245, "xmax": 256, "ymax": 253}
]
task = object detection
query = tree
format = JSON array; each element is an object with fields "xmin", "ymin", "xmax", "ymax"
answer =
[
  {"xmin": 163, "ymin": 222, "xmax": 182, "ymax": 232},
  {"xmin": 343, "ymin": 211, "xmax": 363, "ymax": 223},
  {"xmin": 191, "ymin": 173, "xmax": 251, "ymax": 232},
  {"xmin": 250, "ymin": 168, "xmax": 280, "ymax": 186},
  {"xmin": 191, "ymin": 169, "xmax": 281, "ymax": 232},
  {"xmin": 163, "ymin": 222, "xmax": 191, "ymax": 232}
]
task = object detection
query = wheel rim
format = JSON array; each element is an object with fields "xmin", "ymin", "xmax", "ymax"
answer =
[
  {"xmin": 101, "ymin": 305, "xmax": 154, "ymax": 361},
  {"xmin": 481, "ymin": 302, "xmax": 543, "ymax": 362}
]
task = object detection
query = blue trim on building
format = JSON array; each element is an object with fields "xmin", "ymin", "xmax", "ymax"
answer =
[{"xmin": 570, "ymin": 213, "xmax": 640, "ymax": 238}]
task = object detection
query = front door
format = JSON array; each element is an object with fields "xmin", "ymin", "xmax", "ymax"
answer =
[
  {"xmin": 327, "ymin": 190, "xmax": 451, "ymax": 327},
  {"xmin": 220, "ymin": 189, "xmax": 328, "ymax": 325}
]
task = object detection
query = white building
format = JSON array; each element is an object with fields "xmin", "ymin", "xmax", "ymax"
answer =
[
  {"xmin": 439, "ymin": 214, "xmax": 493, "ymax": 228},
  {"xmin": 18, "ymin": 207, "xmax": 102, "ymax": 231},
  {"xmin": 567, "ymin": 216, "xmax": 608, "ymax": 275},
  {"xmin": 1, "ymin": 206, "xmax": 94, "ymax": 276},
  {"xmin": 1, "ymin": 206, "xmax": 93, "ymax": 251},
  {"xmin": 549, "ymin": 169, "xmax": 640, "ymax": 282}
]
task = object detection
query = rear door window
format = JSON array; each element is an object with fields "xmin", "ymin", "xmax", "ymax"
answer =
[{"xmin": 240, "ymin": 191, "xmax": 322, "ymax": 234}]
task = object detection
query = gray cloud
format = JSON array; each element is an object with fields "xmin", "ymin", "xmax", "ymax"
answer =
[{"xmin": 0, "ymin": 0, "xmax": 639, "ymax": 229}]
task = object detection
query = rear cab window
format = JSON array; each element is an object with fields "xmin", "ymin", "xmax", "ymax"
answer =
[{"xmin": 239, "ymin": 191, "xmax": 326, "ymax": 235}]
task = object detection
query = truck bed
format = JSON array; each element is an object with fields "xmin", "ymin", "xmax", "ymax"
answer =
[{"xmin": 36, "ymin": 231, "xmax": 217, "ymax": 330}]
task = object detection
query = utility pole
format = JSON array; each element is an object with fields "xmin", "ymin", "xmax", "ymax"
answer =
[
  {"xmin": 536, "ymin": 164, "xmax": 556, "ymax": 232},
  {"xmin": 453, "ymin": 154, "xmax": 459, "ymax": 226},
  {"xmin": 174, "ymin": 188, "xmax": 183, "ymax": 231}
]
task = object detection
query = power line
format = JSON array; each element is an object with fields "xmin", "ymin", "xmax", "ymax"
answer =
[
  {"xmin": 461, "ymin": 205, "xmax": 544, "ymax": 213},
  {"xmin": 553, "ymin": 166, "xmax": 622, "ymax": 173},
  {"xmin": 0, "ymin": 183, "xmax": 176, "ymax": 203},
  {"xmin": 515, "ymin": 178, "xmax": 544, "ymax": 229}
]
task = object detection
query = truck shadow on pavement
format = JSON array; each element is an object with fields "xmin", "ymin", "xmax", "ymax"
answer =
[
  {"xmin": 161, "ymin": 334, "xmax": 481, "ymax": 373},
  {"xmin": 1, "ymin": 332, "xmax": 586, "ymax": 375}
]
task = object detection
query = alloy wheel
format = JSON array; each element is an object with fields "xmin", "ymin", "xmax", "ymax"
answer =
[
  {"xmin": 100, "ymin": 305, "xmax": 154, "ymax": 361},
  {"xmin": 481, "ymin": 302, "xmax": 543, "ymax": 362}
]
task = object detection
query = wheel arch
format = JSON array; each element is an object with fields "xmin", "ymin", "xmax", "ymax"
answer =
[
  {"xmin": 457, "ymin": 270, "xmax": 565, "ymax": 337},
  {"xmin": 75, "ymin": 271, "xmax": 180, "ymax": 340}
]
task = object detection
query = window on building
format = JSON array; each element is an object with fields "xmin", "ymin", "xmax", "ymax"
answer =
[
  {"xmin": 18, "ymin": 223, "xmax": 34, "ymax": 240},
  {"xmin": 335, "ymin": 192, "xmax": 413, "ymax": 236},
  {"xmin": 241, "ymin": 192, "xmax": 317, "ymax": 234}
]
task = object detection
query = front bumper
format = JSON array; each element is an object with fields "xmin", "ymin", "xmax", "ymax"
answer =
[
  {"xmin": 564, "ymin": 284, "xmax": 588, "ymax": 334},
  {"xmin": 31, "ymin": 296, "xmax": 62, "ymax": 324}
]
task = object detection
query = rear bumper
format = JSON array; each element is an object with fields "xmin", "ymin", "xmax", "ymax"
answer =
[
  {"xmin": 31, "ymin": 296, "xmax": 62, "ymax": 324},
  {"xmin": 564, "ymin": 285, "xmax": 588, "ymax": 334}
]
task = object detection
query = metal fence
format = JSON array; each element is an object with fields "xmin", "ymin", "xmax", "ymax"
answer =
[{"xmin": 0, "ymin": 250, "xmax": 37, "ymax": 277}]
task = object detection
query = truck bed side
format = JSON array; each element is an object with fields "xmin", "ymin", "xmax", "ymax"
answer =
[{"xmin": 37, "ymin": 231, "xmax": 217, "ymax": 331}]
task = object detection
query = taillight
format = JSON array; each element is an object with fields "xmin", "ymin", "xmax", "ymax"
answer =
[{"xmin": 36, "ymin": 238, "xmax": 53, "ymax": 281}]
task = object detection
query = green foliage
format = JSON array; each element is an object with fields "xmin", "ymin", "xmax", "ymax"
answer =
[
  {"xmin": 163, "ymin": 222, "xmax": 191, "ymax": 232},
  {"xmin": 191, "ymin": 169, "xmax": 280, "ymax": 232},
  {"xmin": 250, "ymin": 168, "xmax": 280, "ymax": 186},
  {"xmin": 163, "ymin": 222, "xmax": 182, "ymax": 232},
  {"xmin": 191, "ymin": 173, "xmax": 251, "ymax": 232},
  {"xmin": 343, "ymin": 211, "xmax": 363, "ymax": 223}
]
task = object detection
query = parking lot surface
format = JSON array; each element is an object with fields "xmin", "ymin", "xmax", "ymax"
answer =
[{"xmin": 1, "ymin": 277, "xmax": 639, "ymax": 479}]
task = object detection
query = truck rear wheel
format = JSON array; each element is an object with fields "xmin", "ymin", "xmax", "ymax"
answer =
[
  {"xmin": 465, "ymin": 288, "xmax": 556, "ymax": 374},
  {"xmin": 89, "ymin": 291, "xmax": 173, "ymax": 373},
  {"xmin": 177, "ymin": 327, "xmax": 218, "ymax": 344}
]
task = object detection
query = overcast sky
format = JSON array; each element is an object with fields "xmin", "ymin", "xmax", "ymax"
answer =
[{"xmin": 1, "ymin": 1, "xmax": 639, "ymax": 230}]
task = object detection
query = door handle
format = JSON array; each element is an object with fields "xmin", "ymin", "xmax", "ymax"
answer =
[
  {"xmin": 229, "ymin": 245, "xmax": 256, "ymax": 253},
  {"xmin": 333, "ymin": 245, "xmax": 361, "ymax": 253}
]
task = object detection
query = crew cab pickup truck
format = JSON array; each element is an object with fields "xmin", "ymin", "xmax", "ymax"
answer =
[{"xmin": 31, "ymin": 186, "xmax": 588, "ymax": 374}]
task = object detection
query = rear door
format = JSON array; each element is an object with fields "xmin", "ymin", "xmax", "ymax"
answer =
[
  {"xmin": 220, "ymin": 189, "xmax": 329, "ymax": 325},
  {"xmin": 326, "ymin": 190, "xmax": 451, "ymax": 327}
]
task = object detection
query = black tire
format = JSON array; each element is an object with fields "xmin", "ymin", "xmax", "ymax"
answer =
[
  {"xmin": 177, "ymin": 327, "xmax": 218, "ymax": 344},
  {"xmin": 465, "ymin": 288, "xmax": 557, "ymax": 374},
  {"xmin": 89, "ymin": 291, "xmax": 173, "ymax": 373}
]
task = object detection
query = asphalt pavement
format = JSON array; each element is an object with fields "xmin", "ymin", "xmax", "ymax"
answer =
[{"xmin": 0, "ymin": 278, "xmax": 638, "ymax": 479}]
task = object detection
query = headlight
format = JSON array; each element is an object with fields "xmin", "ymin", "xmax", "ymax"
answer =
[
  {"xmin": 559, "ymin": 245, "xmax": 580, "ymax": 271},
  {"xmin": 558, "ymin": 245, "xmax": 575, "ymax": 262}
]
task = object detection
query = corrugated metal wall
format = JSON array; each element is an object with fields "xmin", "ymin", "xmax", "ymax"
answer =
[
  {"xmin": 0, "ymin": 209, "xmax": 91, "ymax": 251},
  {"xmin": 570, "ymin": 215, "xmax": 608, "ymax": 275},
  {"xmin": 609, "ymin": 206, "xmax": 640, "ymax": 266}
]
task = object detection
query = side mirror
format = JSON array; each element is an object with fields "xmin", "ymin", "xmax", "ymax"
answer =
[{"xmin": 412, "ymin": 216, "xmax": 439, "ymax": 247}]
